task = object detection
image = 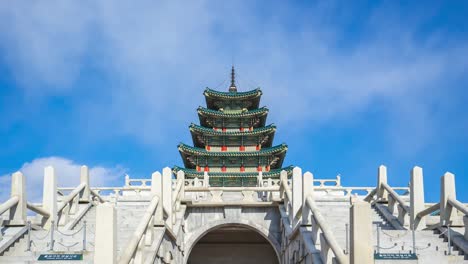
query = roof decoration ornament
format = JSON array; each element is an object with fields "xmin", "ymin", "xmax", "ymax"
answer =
[{"xmin": 229, "ymin": 65, "xmax": 237, "ymax": 93}]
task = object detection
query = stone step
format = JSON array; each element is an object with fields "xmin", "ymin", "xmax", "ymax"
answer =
[
  {"xmin": 1, "ymin": 200, "xmax": 161, "ymax": 260},
  {"xmin": 310, "ymin": 201, "xmax": 468, "ymax": 263}
]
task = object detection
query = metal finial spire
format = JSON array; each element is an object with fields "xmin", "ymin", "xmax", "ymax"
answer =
[
  {"xmin": 229, "ymin": 65, "xmax": 237, "ymax": 92},
  {"xmin": 231, "ymin": 66, "xmax": 235, "ymax": 87}
]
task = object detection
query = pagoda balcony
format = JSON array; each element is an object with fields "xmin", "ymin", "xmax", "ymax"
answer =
[
  {"xmin": 193, "ymin": 166, "xmax": 271, "ymax": 173},
  {"xmin": 202, "ymin": 146, "xmax": 262, "ymax": 152},
  {"xmin": 211, "ymin": 127, "xmax": 257, "ymax": 132},
  {"xmin": 173, "ymin": 165, "xmax": 295, "ymax": 180}
]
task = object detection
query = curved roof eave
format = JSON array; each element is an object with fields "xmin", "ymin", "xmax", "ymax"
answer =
[
  {"xmin": 197, "ymin": 106, "xmax": 269, "ymax": 118},
  {"xmin": 178, "ymin": 143, "xmax": 288, "ymax": 157},
  {"xmin": 204, "ymin": 88, "xmax": 262, "ymax": 99}
]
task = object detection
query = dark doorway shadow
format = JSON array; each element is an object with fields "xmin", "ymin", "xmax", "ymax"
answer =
[{"xmin": 187, "ymin": 225, "xmax": 279, "ymax": 264}]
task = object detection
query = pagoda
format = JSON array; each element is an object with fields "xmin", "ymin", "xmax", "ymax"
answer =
[{"xmin": 173, "ymin": 67, "xmax": 293, "ymax": 186}]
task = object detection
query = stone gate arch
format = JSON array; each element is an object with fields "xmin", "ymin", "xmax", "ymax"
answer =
[{"xmin": 184, "ymin": 219, "xmax": 281, "ymax": 264}]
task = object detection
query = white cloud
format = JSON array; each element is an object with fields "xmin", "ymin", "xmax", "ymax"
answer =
[
  {"xmin": 0, "ymin": 157, "xmax": 126, "ymax": 203},
  {"xmin": 0, "ymin": 1, "xmax": 94, "ymax": 93},
  {"xmin": 0, "ymin": 1, "xmax": 467, "ymax": 156}
]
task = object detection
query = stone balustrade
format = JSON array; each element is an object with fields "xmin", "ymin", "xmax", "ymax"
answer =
[
  {"xmin": 362, "ymin": 164, "xmax": 468, "ymax": 255},
  {"xmin": 117, "ymin": 195, "xmax": 160, "ymax": 264},
  {"xmin": 1, "ymin": 163, "xmax": 467, "ymax": 263},
  {"xmin": 93, "ymin": 167, "xmax": 185, "ymax": 264},
  {"xmin": 127, "ymin": 173, "xmax": 343, "ymax": 189},
  {"xmin": 0, "ymin": 166, "xmax": 102, "ymax": 231},
  {"xmin": 279, "ymin": 167, "xmax": 353, "ymax": 264},
  {"xmin": 0, "ymin": 165, "xmax": 106, "ymax": 257}
]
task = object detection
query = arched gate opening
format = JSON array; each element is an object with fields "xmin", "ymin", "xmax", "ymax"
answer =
[{"xmin": 187, "ymin": 225, "xmax": 279, "ymax": 264}]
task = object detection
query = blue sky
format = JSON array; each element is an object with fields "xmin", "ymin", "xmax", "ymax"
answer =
[{"xmin": 0, "ymin": 1, "xmax": 467, "ymax": 202}]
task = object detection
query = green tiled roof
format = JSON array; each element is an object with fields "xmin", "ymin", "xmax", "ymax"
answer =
[
  {"xmin": 176, "ymin": 77, "xmax": 291, "ymax": 183},
  {"xmin": 197, "ymin": 107, "xmax": 268, "ymax": 118},
  {"xmin": 204, "ymin": 88, "xmax": 262, "ymax": 99},
  {"xmin": 189, "ymin": 123, "xmax": 276, "ymax": 136},
  {"xmin": 178, "ymin": 143, "xmax": 287, "ymax": 157}
]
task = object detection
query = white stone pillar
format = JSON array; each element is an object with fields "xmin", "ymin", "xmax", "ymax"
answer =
[
  {"xmin": 151, "ymin": 171, "xmax": 164, "ymax": 226},
  {"xmin": 162, "ymin": 167, "xmax": 173, "ymax": 227},
  {"xmin": 280, "ymin": 170, "xmax": 288, "ymax": 200},
  {"xmin": 194, "ymin": 176, "xmax": 200, "ymax": 201},
  {"xmin": 178, "ymin": 170, "xmax": 185, "ymax": 197},
  {"xmin": 377, "ymin": 165, "xmax": 388, "ymax": 201},
  {"xmin": 42, "ymin": 166, "xmax": 57, "ymax": 229},
  {"xmin": 267, "ymin": 178, "xmax": 273, "ymax": 201},
  {"xmin": 463, "ymin": 216, "xmax": 468, "ymax": 240},
  {"xmin": 125, "ymin": 174, "xmax": 130, "ymax": 187},
  {"xmin": 350, "ymin": 201, "xmax": 373, "ymax": 264},
  {"xmin": 9, "ymin": 171, "xmax": 27, "ymax": 226},
  {"xmin": 257, "ymin": 171, "xmax": 263, "ymax": 187},
  {"xmin": 291, "ymin": 167, "xmax": 303, "ymax": 228},
  {"xmin": 94, "ymin": 203, "xmax": 117, "ymax": 264},
  {"xmin": 176, "ymin": 170, "xmax": 185, "ymax": 211},
  {"xmin": 410, "ymin": 166, "xmax": 425, "ymax": 230},
  {"xmin": 302, "ymin": 171, "xmax": 314, "ymax": 226},
  {"xmin": 203, "ymin": 171, "xmax": 209, "ymax": 187},
  {"xmin": 80, "ymin": 165, "xmax": 90, "ymax": 202},
  {"xmin": 440, "ymin": 172, "xmax": 457, "ymax": 225}
]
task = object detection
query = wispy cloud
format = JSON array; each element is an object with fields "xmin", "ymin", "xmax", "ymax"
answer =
[{"xmin": 0, "ymin": 1, "xmax": 466, "ymax": 157}]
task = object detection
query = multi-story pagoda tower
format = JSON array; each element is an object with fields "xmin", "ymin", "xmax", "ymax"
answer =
[{"xmin": 174, "ymin": 67, "xmax": 293, "ymax": 186}]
